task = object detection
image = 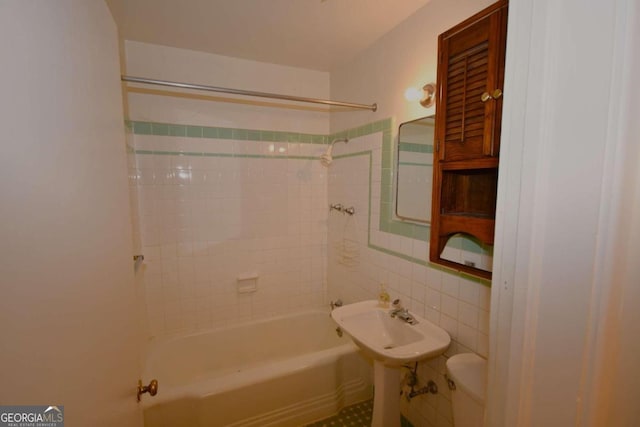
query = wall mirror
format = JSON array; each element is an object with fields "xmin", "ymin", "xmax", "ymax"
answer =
[
  {"xmin": 395, "ymin": 116, "xmax": 494, "ymax": 275},
  {"xmin": 395, "ymin": 115, "xmax": 435, "ymax": 223}
]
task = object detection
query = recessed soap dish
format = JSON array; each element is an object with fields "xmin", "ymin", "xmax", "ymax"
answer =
[{"xmin": 236, "ymin": 273, "xmax": 258, "ymax": 294}]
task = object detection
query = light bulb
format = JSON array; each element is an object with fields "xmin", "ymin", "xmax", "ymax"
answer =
[{"xmin": 404, "ymin": 87, "xmax": 422, "ymax": 102}]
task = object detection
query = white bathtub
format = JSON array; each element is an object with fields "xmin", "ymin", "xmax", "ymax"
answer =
[{"xmin": 142, "ymin": 310, "xmax": 373, "ymax": 427}]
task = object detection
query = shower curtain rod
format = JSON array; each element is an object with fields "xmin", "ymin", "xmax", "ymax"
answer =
[{"xmin": 121, "ymin": 75, "xmax": 378, "ymax": 112}]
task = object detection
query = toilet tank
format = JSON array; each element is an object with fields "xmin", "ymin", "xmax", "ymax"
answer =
[{"xmin": 446, "ymin": 353, "xmax": 487, "ymax": 427}]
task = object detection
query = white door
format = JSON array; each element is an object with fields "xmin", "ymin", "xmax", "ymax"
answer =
[{"xmin": 0, "ymin": 2, "xmax": 143, "ymax": 426}]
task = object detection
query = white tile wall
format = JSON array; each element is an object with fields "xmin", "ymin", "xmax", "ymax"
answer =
[
  {"xmin": 326, "ymin": 131, "xmax": 491, "ymax": 427},
  {"xmin": 133, "ymin": 134, "xmax": 329, "ymax": 337}
]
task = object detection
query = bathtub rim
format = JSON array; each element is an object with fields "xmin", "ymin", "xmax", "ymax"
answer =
[{"xmin": 145, "ymin": 307, "xmax": 336, "ymax": 348}]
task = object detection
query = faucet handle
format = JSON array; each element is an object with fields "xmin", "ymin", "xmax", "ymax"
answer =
[{"xmin": 392, "ymin": 299, "xmax": 402, "ymax": 308}]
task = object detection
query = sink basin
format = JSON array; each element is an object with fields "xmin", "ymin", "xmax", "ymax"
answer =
[{"xmin": 331, "ymin": 300, "xmax": 450, "ymax": 366}]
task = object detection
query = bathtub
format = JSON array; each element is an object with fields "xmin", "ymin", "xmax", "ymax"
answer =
[{"xmin": 142, "ymin": 310, "xmax": 373, "ymax": 427}]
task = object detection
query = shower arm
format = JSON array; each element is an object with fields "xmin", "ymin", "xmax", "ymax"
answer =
[{"xmin": 326, "ymin": 138, "xmax": 349, "ymax": 153}]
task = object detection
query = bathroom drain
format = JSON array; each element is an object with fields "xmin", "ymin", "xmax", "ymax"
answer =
[{"xmin": 383, "ymin": 345, "xmax": 394, "ymax": 349}]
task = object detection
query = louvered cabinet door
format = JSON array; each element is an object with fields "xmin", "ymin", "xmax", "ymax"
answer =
[{"xmin": 435, "ymin": 0, "xmax": 508, "ymax": 162}]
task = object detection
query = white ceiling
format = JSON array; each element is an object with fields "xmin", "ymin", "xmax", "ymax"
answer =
[{"xmin": 107, "ymin": 0, "xmax": 431, "ymax": 71}]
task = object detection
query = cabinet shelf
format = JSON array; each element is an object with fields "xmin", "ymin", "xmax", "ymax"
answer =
[{"xmin": 440, "ymin": 158, "xmax": 498, "ymax": 170}]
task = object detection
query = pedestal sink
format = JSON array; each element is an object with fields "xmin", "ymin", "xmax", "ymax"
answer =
[{"xmin": 331, "ymin": 300, "xmax": 451, "ymax": 427}]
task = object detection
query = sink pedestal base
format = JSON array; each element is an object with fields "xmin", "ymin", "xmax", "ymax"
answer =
[{"xmin": 372, "ymin": 360, "xmax": 400, "ymax": 427}]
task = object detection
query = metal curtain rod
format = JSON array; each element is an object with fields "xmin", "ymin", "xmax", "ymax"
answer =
[{"xmin": 121, "ymin": 75, "xmax": 377, "ymax": 112}]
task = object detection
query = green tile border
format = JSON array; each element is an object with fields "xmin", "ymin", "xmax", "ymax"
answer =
[
  {"xmin": 128, "ymin": 117, "xmax": 490, "ymax": 285},
  {"xmin": 127, "ymin": 120, "xmax": 328, "ymax": 144},
  {"xmin": 333, "ymin": 150, "xmax": 374, "ymax": 160},
  {"xmin": 132, "ymin": 149, "xmax": 317, "ymax": 161}
]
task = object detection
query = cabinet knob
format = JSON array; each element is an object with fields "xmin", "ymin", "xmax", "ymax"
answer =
[
  {"xmin": 137, "ymin": 379, "xmax": 158, "ymax": 401},
  {"xmin": 481, "ymin": 89, "xmax": 503, "ymax": 102}
]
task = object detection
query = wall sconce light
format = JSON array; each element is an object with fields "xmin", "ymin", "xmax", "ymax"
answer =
[{"xmin": 404, "ymin": 83, "xmax": 436, "ymax": 108}]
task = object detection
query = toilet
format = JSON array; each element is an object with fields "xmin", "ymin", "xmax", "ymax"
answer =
[{"xmin": 446, "ymin": 353, "xmax": 487, "ymax": 427}]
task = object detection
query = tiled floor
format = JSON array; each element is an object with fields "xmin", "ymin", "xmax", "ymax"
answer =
[{"xmin": 305, "ymin": 399, "xmax": 373, "ymax": 427}]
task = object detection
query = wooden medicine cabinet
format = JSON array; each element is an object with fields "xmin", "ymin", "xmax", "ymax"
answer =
[{"xmin": 430, "ymin": 0, "xmax": 508, "ymax": 279}]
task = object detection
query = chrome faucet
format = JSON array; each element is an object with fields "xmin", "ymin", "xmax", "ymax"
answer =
[
  {"xmin": 389, "ymin": 299, "xmax": 419, "ymax": 325},
  {"xmin": 389, "ymin": 299, "xmax": 404, "ymax": 316}
]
